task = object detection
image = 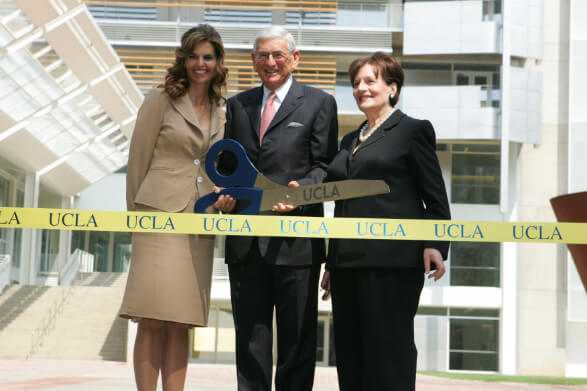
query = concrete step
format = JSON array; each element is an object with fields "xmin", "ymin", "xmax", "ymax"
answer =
[
  {"xmin": 0, "ymin": 282, "xmax": 128, "ymax": 361},
  {"xmin": 34, "ymin": 285, "xmax": 127, "ymax": 361},
  {"xmin": 75, "ymin": 272, "xmax": 127, "ymax": 288}
]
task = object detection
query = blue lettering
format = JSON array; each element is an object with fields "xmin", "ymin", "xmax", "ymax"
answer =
[{"xmin": 203, "ymin": 217, "xmax": 251, "ymax": 233}]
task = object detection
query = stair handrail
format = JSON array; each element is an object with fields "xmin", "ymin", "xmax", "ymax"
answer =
[
  {"xmin": 59, "ymin": 249, "xmax": 94, "ymax": 286},
  {"xmin": 26, "ymin": 285, "xmax": 74, "ymax": 359}
]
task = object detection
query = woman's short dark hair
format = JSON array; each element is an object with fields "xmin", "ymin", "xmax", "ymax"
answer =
[
  {"xmin": 348, "ymin": 52, "xmax": 404, "ymax": 107},
  {"xmin": 163, "ymin": 24, "xmax": 228, "ymax": 104}
]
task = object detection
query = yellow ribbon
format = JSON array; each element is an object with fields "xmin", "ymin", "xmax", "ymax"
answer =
[{"xmin": 1, "ymin": 207, "xmax": 585, "ymax": 244}]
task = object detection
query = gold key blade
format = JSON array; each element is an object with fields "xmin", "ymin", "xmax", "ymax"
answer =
[{"xmin": 259, "ymin": 180, "xmax": 390, "ymax": 211}]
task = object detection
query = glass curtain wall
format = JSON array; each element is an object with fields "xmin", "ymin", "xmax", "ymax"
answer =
[
  {"xmin": 70, "ymin": 230, "xmax": 131, "ymax": 272},
  {"xmin": 113, "ymin": 232, "xmax": 131, "ymax": 272},
  {"xmin": 0, "ymin": 158, "xmax": 26, "ymax": 276},
  {"xmin": 0, "ymin": 176, "xmax": 10, "ymax": 256},
  {"xmin": 38, "ymin": 188, "xmax": 62, "ymax": 273},
  {"xmin": 12, "ymin": 190, "xmax": 24, "ymax": 268},
  {"xmin": 451, "ymin": 144, "xmax": 500, "ymax": 205},
  {"xmin": 39, "ymin": 229, "xmax": 60, "ymax": 272},
  {"xmin": 449, "ymin": 308, "xmax": 499, "ymax": 371},
  {"xmin": 450, "ymin": 242, "xmax": 500, "ymax": 287}
]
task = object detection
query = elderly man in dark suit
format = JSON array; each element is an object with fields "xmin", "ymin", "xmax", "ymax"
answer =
[{"xmin": 215, "ymin": 26, "xmax": 338, "ymax": 391}]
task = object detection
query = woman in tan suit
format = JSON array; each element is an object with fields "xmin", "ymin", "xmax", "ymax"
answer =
[{"xmin": 120, "ymin": 24, "xmax": 227, "ymax": 391}]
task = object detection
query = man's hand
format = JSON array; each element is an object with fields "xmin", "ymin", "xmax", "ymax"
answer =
[
  {"xmin": 212, "ymin": 187, "xmax": 237, "ymax": 213},
  {"xmin": 320, "ymin": 270, "xmax": 331, "ymax": 300},
  {"xmin": 423, "ymin": 248, "xmax": 445, "ymax": 281},
  {"xmin": 271, "ymin": 181, "xmax": 300, "ymax": 213}
]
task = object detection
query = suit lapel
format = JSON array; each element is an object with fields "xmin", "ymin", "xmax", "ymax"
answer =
[
  {"xmin": 243, "ymin": 87, "xmax": 263, "ymax": 144},
  {"xmin": 353, "ymin": 109, "xmax": 405, "ymax": 156},
  {"xmin": 209, "ymin": 101, "xmax": 226, "ymax": 139},
  {"xmin": 169, "ymin": 93, "xmax": 201, "ymax": 129},
  {"xmin": 263, "ymin": 78, "xmax": 304, "ymax": 137}
]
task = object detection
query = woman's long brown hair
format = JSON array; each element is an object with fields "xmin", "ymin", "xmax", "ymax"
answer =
[{"xmin": 163, "ymin": 24, "xmax": 228, "ymax": 105}]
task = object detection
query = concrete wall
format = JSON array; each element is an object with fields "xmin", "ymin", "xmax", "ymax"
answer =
[
  {"xmin": 404, "ymin": 0, "xmax": 500, "ymax": 55},
  {"xmin": 510, "ymin": 0, "xmax": 544, "ymax": 59},
  {"xmin": 509, "ymin": 65, "xmax": 542, "ymax": 144},
  {"xmin": 75, "ymin": 173, "xmax": 126, "ymax": 212},
  {"xmin": 400, "ymin": 85, "xmax": 499, "ymax": 139},
  {"xmin": 566, "ymin": 0, "xmax": 587, "ymax": 378},
  {"xmin": 514, "ymin": 0, "xmax": 568, "ymax": 376}
]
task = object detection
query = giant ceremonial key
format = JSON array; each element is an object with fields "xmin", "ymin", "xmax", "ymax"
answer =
[{"xmin": 194, "ymin": 139, "xmax": 390, "ymax": 214}]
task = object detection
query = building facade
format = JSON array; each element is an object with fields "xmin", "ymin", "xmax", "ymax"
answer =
[
  {"xmin": 0, "ymin": 0, "xmax": 140, "ymax": 287},
  {"xmin": 1, "ymin": 0, "xmax": 586, "ymax": 377}
]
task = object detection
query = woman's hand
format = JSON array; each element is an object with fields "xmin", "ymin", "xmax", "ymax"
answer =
[
  {"xmin": 271, "ymin": 181, "xmax": 300, "ymax": 213},
  {"xmin": 423, "ymin": 248, "xmax": 445, "ymax": 281},
  {"xmin": 320, "ymin": 270, "xmax": 331, "ymax": 300},
  {"xmin": 212, "ymin": 187, "xmax": 236, "ymax": 213}
]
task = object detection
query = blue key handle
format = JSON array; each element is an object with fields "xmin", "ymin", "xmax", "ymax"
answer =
[
  {"xmin": 194, "ymin": 187, "xmax": 263, "ymax": 215},
  {"xmin": 205, "ymin": 139, "xmax": 259, "ymax": 188}
]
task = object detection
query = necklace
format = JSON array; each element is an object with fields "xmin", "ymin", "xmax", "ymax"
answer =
[{"xmin": 358, "ymin": 108, "xmax": 394, "ymax": 143}]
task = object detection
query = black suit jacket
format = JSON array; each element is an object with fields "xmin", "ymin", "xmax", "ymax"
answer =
[
  {"xmin": 223, "ymin": 78, "xmax": 338, "ymax": 266},
  {"xmin": 326, "ymin": 110, "xmax": 451, "ymax": 269}
]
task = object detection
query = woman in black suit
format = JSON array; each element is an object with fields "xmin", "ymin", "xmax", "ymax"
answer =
[{"xmin": 321, "ymin": 52, "xmax": 451, "ymax": 391}]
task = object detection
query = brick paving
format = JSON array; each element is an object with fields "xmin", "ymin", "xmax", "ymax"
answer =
[{"xmin": 0, "ymin": 359, "xmax": 586, "ymax": 391}]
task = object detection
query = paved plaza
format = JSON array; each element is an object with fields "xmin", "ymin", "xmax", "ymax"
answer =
[{"xmin": 1, "ymin": 359, "xmax": 586, "ymax": 391}]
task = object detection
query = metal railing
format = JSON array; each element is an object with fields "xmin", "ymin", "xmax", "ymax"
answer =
[
  {"xmin": 26, "ymin": 285, "xmax": 74, "ymax": 359},
  {"xmin": 26, "ymin": 250, "xmax": 93, "ymax": 358},
  {"xmin": 59, "ymin": 249, "xmax": 94, "ymax": 286}
]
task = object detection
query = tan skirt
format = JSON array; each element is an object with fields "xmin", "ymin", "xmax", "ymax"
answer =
[{"xmin": 119, "ymin": 202, "xmax": 215, "ymax": 327}]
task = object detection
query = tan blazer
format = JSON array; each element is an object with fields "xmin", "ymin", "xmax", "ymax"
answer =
[{"xmin": 126, "ymin": 88, "xmax": 226, "ymax": 212}]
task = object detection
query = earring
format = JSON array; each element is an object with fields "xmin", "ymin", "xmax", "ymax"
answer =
[{"xmin": 388, "ymin": 93, "xmax": 395, "ymax": 106}]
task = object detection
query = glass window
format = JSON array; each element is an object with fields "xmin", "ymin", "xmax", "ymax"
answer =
[
  {"xmin": 88, "ymin": 5, "xmax": 156, "ymax": 21},
  {"xmin": 337, "ymin": 2, "xmax": 388, "ymax": 27},
  {"xmin": 0, "ymin": 176, "xmax": 9, "ymax": 205},
  {"xmin": 11, "ymin": 190, "xmax": 24, "ymax": 268},
  {"xmin": 39, "ymin": 229, "xmax": 60, "ymax": 272},
  {"xmin": 70, "ymin": 231, "xmax": 86, "ymax": 253},
  {"xmin": 456, "ymin": 74, "xmax": 469, "ymax": 85},
  {"xmin": 316, "ymin": 319, "xmax": 325, "ymax": 362},
  {"xmin": 449, "ymin": 316, "xmax": 499, "ymax": 371},
  {"xmin": 206, "ymin": 9, "xmax": 271, "ymax": 25},
  {"xmin": 113, "ymin": 232, "xmax": 131, "ymax": 272},
  {"xmin": 12, "ymin": 228, "xmax": 22, "ymax": 268},
  {"xmin": 450, "ymin": 242, "xmax": 500, "ymax": 287},
  {"xmin": 450, "ymin": 351, "xmax": 498, "ymax": 371},
  {"xmin": 451, "ymin": 144, "xmax": 500, "ymax": 204},
  {"xmin": 0, "ymin": 177, "xmax": 10, "ymax": 257},
  {"xmin": 451, "ymin": 308, "xmax": 499, "ymax": 318},
  {"xmin": 482, "ymin": 0, "xmax": 502, "ymax": 21},
  {"xmin": 89, "ymin": 231, "xmax": 109, "ymax": 272},
  {"xmin": 417, "ymin": 307, "xmax": 449, "ymax": 316}
]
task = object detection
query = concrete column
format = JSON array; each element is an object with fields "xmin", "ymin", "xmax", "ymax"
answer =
[
  {"xmin": 566, "ymin": 0, "xmax": 587, "ymax": 377},
  {"xmin": 57, "ymin": 196, "xmax": 73, "ymax": 280},
  {"xmin": 19, "ymin": 172, "xmax": 39, "ymax": 285},
  {"xmin": 515, "ymin": 0, "xmax": 567, "ymax": 376},
  {"xmin": 499, "ymin": 0, "xmax": 517, "ymax": 376}
]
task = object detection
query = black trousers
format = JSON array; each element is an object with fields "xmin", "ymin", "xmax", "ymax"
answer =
[
  {"xmin": 330, "ymin": 267, "xmax": 424, "ymax": 391},
  {"xmin": 228, "ymin": 261, "xmax": 320, "ymax": 391}
]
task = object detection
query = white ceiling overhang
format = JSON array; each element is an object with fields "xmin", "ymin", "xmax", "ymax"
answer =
[{"xmin": 0, "ymin": 0, "xmax": 142, "ymax": 196}]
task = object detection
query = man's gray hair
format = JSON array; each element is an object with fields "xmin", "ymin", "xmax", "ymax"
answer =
[{"xmin": 253, "ymin": 26, "xmax": 297, "ymax": 52}]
